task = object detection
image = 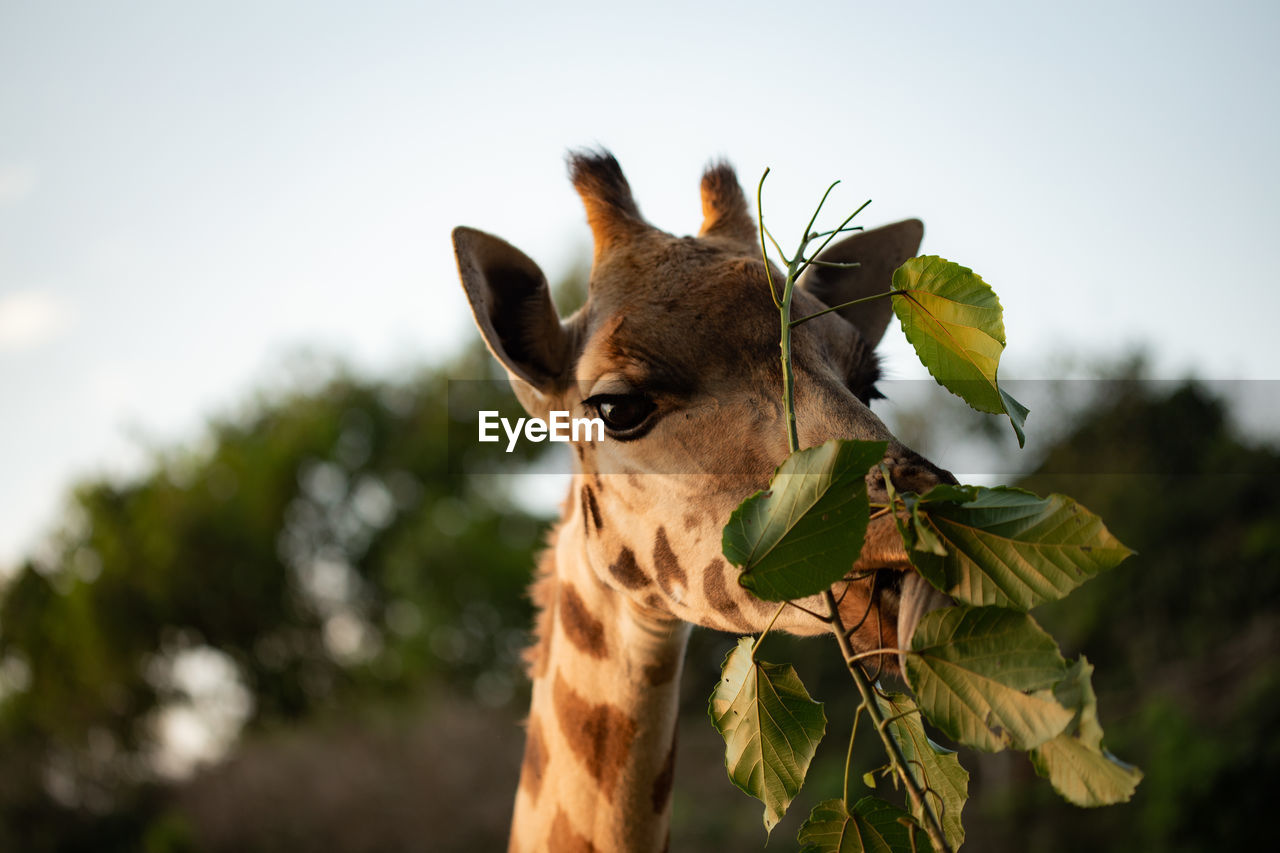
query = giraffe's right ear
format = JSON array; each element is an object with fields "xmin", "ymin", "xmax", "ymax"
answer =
[{"xmin": 453, "ymin": 227, "xmax": 571, "ymax": 415}]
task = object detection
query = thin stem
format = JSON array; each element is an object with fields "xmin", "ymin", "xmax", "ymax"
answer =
[
  {"xmin": 792, "ymin": 198, "xmax": 873, "ymax": 281},
  {"xmin": 842, "ymin": 704, "xmax": 863, "ymax": 807},
  {"xmin": 808, "ymin": 224, "xmax": 866, "ymax": 239},
  {"xmin": 841, "ymin": 578, "xmax": 878, "ymax": 639},
  {"xmin": 868, "ymin": 605, "xmax": 887, "ymax": 681},
  {"xmin": 762, "ymin": 224, "xmax": 789, "ymax": 265},
  {"xmin": 801, "ymin": 259, "xmax": 863, "ymax": 269},
  {"xmin": 757, "ymin": 169, "xmax": 782, "ymax": 310},
  {"xmin": 751, "ymin": 601, "xmax": 788, "ymax": 658},
  {"xmin": 783, "ymin": 599, "xmax": 833, "ymax": 623},
  {"xmin": 824, "ymin": 590, "xmax": 952, "ymax": 853},
  {"xmin": 790, "ymin": 290, "xmax": 895, "ymax": 327},
  {"xmin": 801, "ymin": 180, "xmax": 842, "ymax": 254},
  {"xmin": 846, "ymin": 648, "xmax": 911, "ymax": 666},
  {"xmin": 780, "ymin": 303, "xmax": 799, "ymax": 453}
]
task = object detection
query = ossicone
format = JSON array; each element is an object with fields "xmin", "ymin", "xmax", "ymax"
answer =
[
  {"xmin": 698, "ymin": 160, "xmax": 756, "ymax": 249},
  {"xmin": 566, "ymin": 149, "xmax": 649, "ymax": 254}
]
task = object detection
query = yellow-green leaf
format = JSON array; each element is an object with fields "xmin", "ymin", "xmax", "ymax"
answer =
[
  {"xmin": 891, "ymin": 256, "xmax": 1028, "ymax": 446},
  {"xmin": 1029, "ymin": 657, "xmax": 1143, "ymax": 806},
  {"xmin": 708, "ymin": 638, "xmax": 827, "ymax": 835}
]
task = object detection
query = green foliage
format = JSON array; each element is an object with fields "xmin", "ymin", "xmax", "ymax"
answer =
[
  {"xmin": 798, "ymin": 796, "xmax": 927, "ymax": 853},
  {"xmin": 902, "ymin": 486, "xmax": 1134, "ymax": 610},
  {"xmin": 890, "ymin": 256, "xmax": 1029, "ymax": 446},
  {"xmin": 875, "ymin": 693, "xmax": 968, "ymax": 850},
  {"xmin": 708, "ymin": 637, "xmax": 827, "ymax": 834},
  {"xmin": 905, "ymin": 607, "xmax": 1072, "ymax": 752},
  {"xmin": 1028, "ymin": 657, "xmax": 1143, "ymax": 806},
  {"xmin": 723, "ymin": 440, "xmax": 885, "ymax": 601}
]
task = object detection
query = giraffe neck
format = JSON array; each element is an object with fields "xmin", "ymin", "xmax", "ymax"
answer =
[{"xmin": 509, "ymin": 482, "xmax": 692, "ymax": 853}]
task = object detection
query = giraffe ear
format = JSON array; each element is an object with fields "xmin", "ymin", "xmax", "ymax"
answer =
[
  {"xmin": 796, "ymin": 219, "xmax": 924, "ymax": 348},
  {"xmin": 453, "ymin": 227, "xmax": 571, "ymax": 414}
]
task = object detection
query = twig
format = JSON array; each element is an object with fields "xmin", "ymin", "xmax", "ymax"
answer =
[{"xmin": 823, "ymin": 589, "xmax": 953, "ymax": 853}]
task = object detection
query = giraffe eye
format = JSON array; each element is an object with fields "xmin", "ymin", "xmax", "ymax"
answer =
[{"xmin": 585, "ymin": 394, "xmax": 657, "ymax": 436}]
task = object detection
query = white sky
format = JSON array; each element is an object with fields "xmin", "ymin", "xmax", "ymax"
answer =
[{"xmin": 2, "ymin": 0, "xmax": 1278, "ymax": 569}]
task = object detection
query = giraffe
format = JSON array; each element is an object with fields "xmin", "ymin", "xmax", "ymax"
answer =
[{"xmin": 452, "ymin": 151, "xmax": 953, "ymax": 853}]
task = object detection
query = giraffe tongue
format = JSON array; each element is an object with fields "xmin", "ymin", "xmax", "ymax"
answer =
[{"xmin": 896, "ymin": 572, "xmax": 953, "ymax": 675}]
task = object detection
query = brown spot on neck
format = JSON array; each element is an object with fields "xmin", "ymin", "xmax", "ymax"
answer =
[
  {"xmin": 607, "ymin": 546, "xmax": 650, "ymax": 590},
  {"xmin": 549, "ymin": 809, "xmax": 598, "ymax": 853},
  {"xmin": 553, "ymin": 671, "xmax": 638, "ymax": 801},
  {"xmin": 558, "ymin": 583, "xmax": 608, "ymax": 659},
  {"xmin": 652, "ymin": 527, "xmax": 687, "ymax": 597},
  {"xmin": 702, "ymin": 557, "xmax": 753, "ymax": 632},
  {"xmin": 519, "ymin": 717, "xmax": 548, "ymax": 804}
]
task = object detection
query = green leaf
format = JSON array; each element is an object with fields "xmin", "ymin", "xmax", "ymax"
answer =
[
  {"xmin": 1029, "ymin": 657, "xmax": 1143, "ymax": 806},
  {"xmin": 798, "ymin": 797, "xmax": 927, "ymax": 853},
  {"xmin": 908, "ymin": 485, "xmax": 1134, "ymax": 610},
  {"xmin": 905, "ymin": 606, "xmax": 1074, "ymax": 752},
  {"xmin": 723, "ymin": 439, "xmax": 886, "ymax": 601},
  {"xmin": 877, "ymin": 692, "xmax": 968, "ymax": 850},
  {"xmin": 708, "ymin": 637, "xmax": 827, "ymax": 834},
  {"xmin": 890, "ymin": 256, "xmax": 1028, "ymax": 446}
]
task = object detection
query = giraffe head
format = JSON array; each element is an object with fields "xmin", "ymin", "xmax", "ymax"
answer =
[{"xmin": 454, "ymin": 151, "xmax": 952, "ymax": 668}]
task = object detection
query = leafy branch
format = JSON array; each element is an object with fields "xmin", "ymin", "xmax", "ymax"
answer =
[{"xmin": 710, "ymin": 169, "xmax": 1141, "ymax": 852}]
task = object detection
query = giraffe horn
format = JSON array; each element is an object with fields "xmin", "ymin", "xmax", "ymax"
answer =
[
  {"xmin": 698, "ymin": 160, "xmax": 756, "ymax": 249},
  {"xmin": 567, "ymin": 149, "xmax": 650, "ymax": 261}
]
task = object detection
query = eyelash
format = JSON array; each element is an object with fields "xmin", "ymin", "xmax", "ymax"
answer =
[{"xmin": 582, "ymin": 393, "xmax": 659, "ymax": 440}]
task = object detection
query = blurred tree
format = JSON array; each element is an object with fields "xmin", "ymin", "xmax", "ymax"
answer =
[{"xmin": 0, "ymin": 344, "xmax": 555, "ymax": 851}]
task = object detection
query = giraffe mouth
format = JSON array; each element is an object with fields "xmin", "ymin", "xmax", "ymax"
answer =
[{"xmin": 841, "ymin": 514, "xmax": 954, "ymax": 674}]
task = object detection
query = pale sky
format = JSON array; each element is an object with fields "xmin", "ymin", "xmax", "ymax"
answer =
[{"xmin": 3, "ymin": 0, "xmax": 1278, "ymax": 569}]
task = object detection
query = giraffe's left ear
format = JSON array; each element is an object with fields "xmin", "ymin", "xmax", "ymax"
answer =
[
  {"xmin": 453, "ymin": 226, "xmax": 571, "ymax": 416},
  {"xmin": 797, "ymin": 219, "xmax": 924, "ymax": 348}
]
